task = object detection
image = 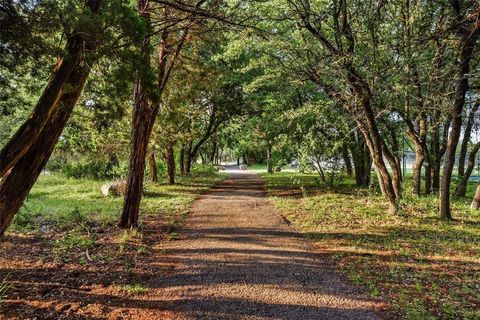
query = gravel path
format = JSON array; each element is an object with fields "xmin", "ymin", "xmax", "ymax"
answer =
[{"xmin": 153, "ymin": 168, "xmax": 385, "ymax": 320}]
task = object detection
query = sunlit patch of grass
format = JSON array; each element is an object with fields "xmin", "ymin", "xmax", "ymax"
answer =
[
  {"xmin": 261, "ymin": 172, "xmax": 480, "ymax": 319},
  {"xmin": 0, "ymin": 274, "xmax": 12, "ymax": 306},
  {"xmin": 121, "ymin": 283, "xmax": 148, "ymax": 295}
]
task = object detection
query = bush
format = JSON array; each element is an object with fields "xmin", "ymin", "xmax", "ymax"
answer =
[
  {"xmin": 190, "ymin": 164, "xmax": 216, "ymax": 176},
  {"xmin": 61, "ymin": 159, "xmax": 127, "ymax": 180}
]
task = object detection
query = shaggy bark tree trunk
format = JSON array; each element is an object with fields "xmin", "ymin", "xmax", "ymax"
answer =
[
  {"xmin": 0, "ymin": 0, "xmax": 102, "ymax": 178},
  {"xmin": 166, "ymin": 142, "xmax": 175, "ymax": 184},
  {"xmin": 119, "ymin": 0, "xmax": 154, "ymax": 229},
  {"xmin": 120, "ymin": 6, "xmax": 188, "ymax": 228},
  {"xmin": 149, "ymin": 151, "xmax": 158, "ymax": 183},
  {"xmin": 0, "ymin": 0, "xmax": 102, "ymax": 236},
  {"xmin": 440, "ymin": 27, "xmax": 479, "ymax": 220}
]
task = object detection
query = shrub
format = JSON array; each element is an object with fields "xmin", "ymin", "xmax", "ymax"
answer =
[
  {"xmin": 190, "ymin": 164, "xmax": 217, "ymax": 176},
  {"xmin": 61, "ymin": 159, "xmax": 127, "ymax": 180}
]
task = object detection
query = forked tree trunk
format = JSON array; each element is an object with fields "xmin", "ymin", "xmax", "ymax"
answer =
[
  {"xmin": 119, "ymin": 0, "xmax": 156, "ymax": 229},
  {"xmin": 0, "ymin": 50, "xmax": 95, "ymax": 235},
  {"xmin": 149, "ymin": 151, "xmax": 158, "ymax": 183},
  {"xmin": 166, "ymin": 142, "xmax": 175, "ymax": 184},
  {"xmin": 455, "ymin": 142, "xmax": 480, "ymax": 197},
  {"xmin": 0, "ymin": 0, "xmax": 102, "ymax": 178},
  {"xmin": 120, "ymin": 4, "xmax": 188, "ymax": 228},
  {"xmin": 0, "ymin": 0, "xmax": 102, "ymax": 236}
]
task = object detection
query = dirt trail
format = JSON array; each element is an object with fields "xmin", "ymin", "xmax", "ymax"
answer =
[{"xmin": 153, "ymin": 168, "xmax": 385, "ymax": 320}]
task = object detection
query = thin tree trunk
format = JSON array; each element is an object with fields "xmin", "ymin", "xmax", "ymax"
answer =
[
  {"xmin": 266, "ymin": 143, "xmax": 273, "ymax": 173},
  {"xmin": 425, "ymin": 161, "xmax": 432, "ymax": 194},
  {"xmin": 458, "ymin": 102, "xmax": 479, "ymax": 177},
  {"xmin": 470, "ymin": 184, "xmax": 480, "ymax": 209},
  {"xmin": 209, "ymin": 138, "xmax": 217, "ymax": 164},
  {"xmin": 350, "ymin": 137, "xmax": 371, "ymax": 187},
  {"xmin": 185, "ymin": 141, "xmax": 193, "ymax": 173},
  {"xmin": 166, "ymin": 142, "xmax": 175, "ymax": 184},
  {"xmin": 412, "ymin": 144, "xmax": 425, "ymax": 196},
  {"xmin": 179, "ymin": 145, "xmax": 185, "ymax": 174},
  {"xmin": 342, "ymin": 145, "xmax": 353, "ymax": 176},
  {"xmin": 149, "ymin": 151, "xmax": 158, "ymax": 183},
  {"xmin": 440, "ymin": 29, "xmax": 478, "ymax": 220},
  {"xmin": 455, "ymin": 142, "xmax": 480, "ymax": 197}
]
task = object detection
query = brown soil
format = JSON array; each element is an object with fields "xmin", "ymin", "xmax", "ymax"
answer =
[{"xmin": 0, "ymin": 169, "xmax": 388, "ymax": 319}]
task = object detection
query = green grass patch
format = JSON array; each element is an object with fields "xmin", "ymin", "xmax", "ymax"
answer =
[
  {"xmin": 11, "ymin": 172, "xmax": 227, "ymax": 232},
  {"xmin": 121, "ymin": 283, "xmax": 148, "ymax": 295},
  {"xmin": 261, "ymin": 171, "xmax": 480, "ymax": 320}
]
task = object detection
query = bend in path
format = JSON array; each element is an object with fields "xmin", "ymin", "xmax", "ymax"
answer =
[{"xmin": 152, "ymin": 168, "xmax": 385, "ymax": 320}]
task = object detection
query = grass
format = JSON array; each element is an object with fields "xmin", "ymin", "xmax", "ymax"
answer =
[
  {"xmin": 261, "ymin": 172, "xmax": 480, "ymax": 320},
  {"xmin": 12, "ymin": 171, "xmax": 227, "ymax": 232},
  {"xmin": 121, "ymin": 283, "xmax": 148, "ymax": 295},
  {"xmin": 0, "ymin": 275, "xmax": 11, "ymax": 306},
  {"xmin": 9, "ymin": 170, "xmax": 227, "ymax": 263}
]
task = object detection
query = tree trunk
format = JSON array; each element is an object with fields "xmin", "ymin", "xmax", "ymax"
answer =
[
  {"xmin": 0, "ymin": 0, "xmax": 103, "ymax": 178},
  {"xmin": 470, "ymin": 184, "xmax": 480, "ymax": 209},
  {"xmin": 119, "ymin": 0, "xmax": 156, "ymax": 229},
  {"xmin": 149, "ymin": 151, "xmax": 158, "ymax": 183},
  {"xmin": 266, "ymin": 143, "xmax": 273, "ymax": 173},
  {"xmin": 342, "ymin": 145, "xmax": 353, "ymax": 176},
  {"xmin": 185, "ymin": 141, "xmax": 192, "ymax": 174},
  {"xmin": 166, "ymin": 142, "xmax": 175, "ymax": 184},
  {"xmin": 412, "ymin": 144, "xmax": 425, "ymax": 196},
  {"xmin": 179, "ymin": 145, "xmax": 185, "ymax": 175},
  {"xmin": 0, "ymin": 49, "xmax": 95, "ymax": 235},
  {"xmin": 350, "ymin": 135, "xmax": 371, "ymax": 187},
  {"xmin": 209, "ymin": 138, "xmax": 217, "ymax": 164},
  {"xmin": 458, "ymin": 102, "xmax": 479, "ymax": 177},
  {"xmin": 440, "ymin": 30, "xmax": 478, "ymax": 220},
  {"xmin": 455, "ymin": 142, "xmax": 480, "ymax": 197},
  {"xmin": 119, "ymin": 4, "xmax": 187, "ymax": 228},
  {"xmin": 119, "ymin": 82, "xmax": 157, "ymax": 229},
  {"xmin": 425, "ymin": 162, "xmax": 432, "ymax": 194},
  {"xmin": 0, "ymin": 0, "xmax": 102, "ymax": 236}
]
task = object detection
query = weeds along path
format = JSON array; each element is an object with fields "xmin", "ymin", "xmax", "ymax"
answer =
[{"xmin": 152, "ymin": 168, "xmax": 386, "ymax": 320}]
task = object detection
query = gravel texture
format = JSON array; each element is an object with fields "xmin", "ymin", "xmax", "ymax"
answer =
[{"xmin": 152, "ymin": 168, "xmax": 385, "ymax": 320}]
